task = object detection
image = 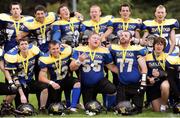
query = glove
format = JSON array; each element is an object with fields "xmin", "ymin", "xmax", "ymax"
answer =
[
  {"xmin": 137, "ymin": 81, "xmax": 146, "ymax": 95},
  {"xmin": 137, "ymin": 85, "xmax": 146, "ymax": 95},
  {"xmin": 8, "ymin": 81, "xmax": 18, "ymax": 93}
]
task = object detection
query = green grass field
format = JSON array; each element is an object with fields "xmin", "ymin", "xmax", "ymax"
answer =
[{"xmin": 0, "ymin": 71, "xmax": 179, "ymax": 117}]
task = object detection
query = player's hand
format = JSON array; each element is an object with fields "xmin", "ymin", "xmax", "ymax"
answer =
[
  {"xmin": 78, "ymin": 52, "xmax": 88, "ymax": 62},
  {"xmin": 51, "ymin": 82, "xmax": 60, "ymax": 90},
  {"xmin": 152, "ymin": 69, "xmax": 160, "ymax": 77},
  {"xmin": 137, "ymin": 81, "xmax": 146, "ymax": 94},
  {"xmin": 20, "ymin": 95, "xmax": 27, "ymax": 103},
  {"xmin": 9, "ymin": 83, "xmax": 18, "ymax": 93},
  {"xmin": 147, "ymin": 76, "xmax": 156, "ymax": 84}
]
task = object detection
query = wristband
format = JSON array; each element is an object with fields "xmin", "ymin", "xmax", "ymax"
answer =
[
  {"xmin": 75, "ymin": 59, "xmax": 82, "ymax": 66},
  {"xmin": 8, "ymin": 80, "xmax": 13, "ymax": 84},
  {"xmin": 49, "ymin": 81, "xmax": 54, "ymax": 85},
  {"xmin": 142, "ymin": 73, "xmax": 147, "ymax": 82}
]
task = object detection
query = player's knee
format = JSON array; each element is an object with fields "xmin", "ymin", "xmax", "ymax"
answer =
[
  {"xmin": 160, "ymin": 80, "xmax": 170, "ymax": 91},
  {"xmin": 73, "ymin": 82, "xmax": 81, "ymax": 88},
  {"xmin": 41, "ymin": 88, "xmax": 48, "ymax": 95}
]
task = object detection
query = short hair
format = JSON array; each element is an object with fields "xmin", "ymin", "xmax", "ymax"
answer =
[
  {"xmin": 17, "ymin": 37, "xmax": 29, "ymax": 45},
  {"xmin": 90, "ymin": 4, "xmax": 101, "ymax": 10},
  {"xmin": 57, "ymin": 4, "xmax": 68, "ymax": 15},
  {"xmin": 9, "ymin": 2, "xmax": 22, "ymax": 10},
  {"xmin": 48, "ymin": 40, "xmax": 60, "ymax": 48},
  {"xmin": 88, "ymin": 32, "xmax": 100, "ymax": 39},
  {"xmin": 34, "ymin": 5, "xmax": 47, "ymax": 14},
  {"xmin": 119, "ymin": 3, "xmax": 131, "ymax": 12},
  {"xmin": 156, "ymin": 5, "xmax": 166, "ymax": 11},
  {"xmin": 153, "ymin": 37, "xmax": 166, "ymax": 50},
  {"xmin": 121, "ymin": 30, "xmax": 132, "ymax": 39}
]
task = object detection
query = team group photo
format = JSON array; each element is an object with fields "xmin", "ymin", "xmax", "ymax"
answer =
[{"xmin": 0, "ymin": 0, "xmax": 179, "ymax": 117}]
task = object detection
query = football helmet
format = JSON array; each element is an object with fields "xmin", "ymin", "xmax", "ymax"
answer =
[
  {"xmin": 173, "ymin": 102, "xmax": 180, "ymax": 113},
  {"xmin": 114, "ymin": 101, "xmax": 136, "ymax": 115},
  {"xmin": 85, "ymin": 100, "xmax": 103, "ymax": 116},
  {"xmin": 48, "ymin": 102, "xmax": 66, "ymax": 115},
  {"xmin": 17, "ymin": 103, "xmax": 35, "ymax": 116}
]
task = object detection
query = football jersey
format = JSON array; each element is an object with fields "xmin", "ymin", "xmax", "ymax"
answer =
[
  {"xmin": 38, "ymin": 44, "xmax": 72, "ymax": 81},
  {"xmin": 22, "ymin": 12, "xmax": 56, "ymax": 53},
  {"xmin": 81, "ymin": 16, "xmax": 113, "ymax": 34},
  {"xmin": 110, "ymin": 18, "xmax": 141, "ymax": 36},
  {"xmin": 51, "ymin": 17, "xmax": 81, "ymax": 41},
  {"xmin": 4, "ymin": 44, "xmax": 40, "ymax": 84},
  {"xmin": 109, "ymin": 44, "xmax": 147, "ymax": 85},
  {"xmin": 0, "ymin": 13, "xmax": 33, "ymax": 52},
  {"xmin": 145, "ymin": 52, "xmax": 180, "ymax": 77},
  {"xmin": 142, "ymin": 19, "xmax": 179, "ymax": 53},
  {"xmin": 71, "ymin": 46, "xmax": 113, "ymax": 87}
]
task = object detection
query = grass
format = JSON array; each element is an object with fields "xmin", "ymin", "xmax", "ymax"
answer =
[{"xmin": 0, "ymin": 71, "xmax": 179, "ymax": 117}]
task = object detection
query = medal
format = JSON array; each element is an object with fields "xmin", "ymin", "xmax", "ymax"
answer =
[
  {"xmin": 91, "ymin": 63, "xmax": 95, "ymax": 67},
  {"xmin": 89, "ymin": 48, "xmax": 97, "ymax": 68},
  {"xmin": 20, "ymin": 53, "xmax": 29, "ymax": 80},
  {"xmin": 25, "ymin": 75, "xmax": 28, "ymax": 80}
]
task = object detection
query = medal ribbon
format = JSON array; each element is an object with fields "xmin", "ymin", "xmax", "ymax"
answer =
[
  {"xmin": 157, "ymin": 21, "xmax": 164, "ymax": 37},
  {"xmin": 122, "ymin": 49, "xmax": 127, "ymax": 63},
  {"xmin": 69, "ymin": 19, "xmax": 74, "ymax": 32},
  {"xmin": 122, "ymin": 20, "xmax": 129, "ymax": 30},
  {"xmin": 20, "ymin": 53, "xmax": 29, "ymax": 79},
  {"xmin": 40, "ymin": 24, "xmax": 46, "ymax": 39},
  {"xmin": 53, "ymin": 55, "xmax": 62, "ymax": 79},
  {"xmin": 94, "ymin": 22, "xmax": 100, "ymax": 33},
  {"xmin": 14, "ymin": 21, "xmax": 20, "ymax": 36},
  {"xmin": 89, "ymin": 49, "xmax": 96, "ymax": 62},
  {"xmin": 155, "ymin": 52, "xmax": 166, "ymax": 71}
]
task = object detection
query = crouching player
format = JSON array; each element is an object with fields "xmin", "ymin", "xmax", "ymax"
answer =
[
  {"xmin": 38, "ymin": 40, "xmax": 80, "ymax": 112},
  {"xmin": 70, "ymin": 33, "xmax": 118, "ymax": 111},
  {"xmin": 4, "ymin": 38, "xmax": 48, "ymax": 110}
]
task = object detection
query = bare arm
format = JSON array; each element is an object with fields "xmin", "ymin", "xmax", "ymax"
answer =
[
  {"xmin": 70, "ymin": 52, "xmax": 88, "ymax": 71},
  {"xmin": 101, "ymin": 27, "xmax": 113, "ymax": 42},
  {"xmin": 39, "ymin": 68, "xmax": 60, "ymax": 90},
  {"xmin": 16, "ymin": 31, "xmax": 29, "ymax": 41},
  {"xmin": 169, "ymin": 29, "xmax": 176, "ymax": 54}
]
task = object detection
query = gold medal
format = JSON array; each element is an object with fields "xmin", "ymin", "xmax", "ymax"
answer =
[{"xmin": 89, "ymin": 48, "xmax": 97, "ymax": 67}]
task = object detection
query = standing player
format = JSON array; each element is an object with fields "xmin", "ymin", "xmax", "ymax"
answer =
[
  {"xmin": 38, "ymin": 40, "xmax": 81, "ymax": 112},
  {"xmin": 70, "ymin": 33, "xmax": 118, "ymax": 110},
  {"xmin": 0, "ymin": 2, "xmax": 33, "ymax": 52},
  {"xmin": 4, "ymin": 38, "xmax": 48, "ymax": 110},
  {"xmin": 142, "ymin": 5, "xmax": 179, "ymax": 54},
  {"xmin": 51, "ymin": 4, "xmax": 81, "ymax": 47},
  {"xmin": 105, "ymin": 3, "xmax": 142, "ymax": 44},
  {"xmin": 18, "ymin": 5, "xmax": 57, "ymax": 53},
  {"xmin": 109, "ymin": 30, "xmax": 148, "ymax": 114},
  {"xmin": 81, "ymin": 5, "xmax": 113, "ymax": 43}
]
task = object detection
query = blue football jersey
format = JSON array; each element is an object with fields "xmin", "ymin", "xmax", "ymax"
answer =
[
  {"xmin": 142, "ymin": 19, "xmax": 179, "ymax": 53},
  {"xmin": 110, "ymin": 18, "xmax": 141, "ymax": 37},
  {"xmin": 38, "ymin": 44, "xmax": 72, "ymax": 81},
  {"xmin": 110, "ymin": 44, "xmax": 147, "ymax": 85},
  {"xmin": 71, "ymin": 46, "xmax": 113, "ymax": 86},
  {"xmin": 51, "ymin": 17, "xmax": 81, "ymax": 41},
  {"xmin": 22, "ymin": 12, "xmax": 56, "ymax": 53},
  {"xmin": 0, "ymin": 13, "xmax": 33, "ymax": 52},
  {"xmin": 81, "ymin": 16, "xmax": 113, "ymax": 34},
  {"xmin": 4, "ymin": 44, "xmax": 40, "ymax": 84}
]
